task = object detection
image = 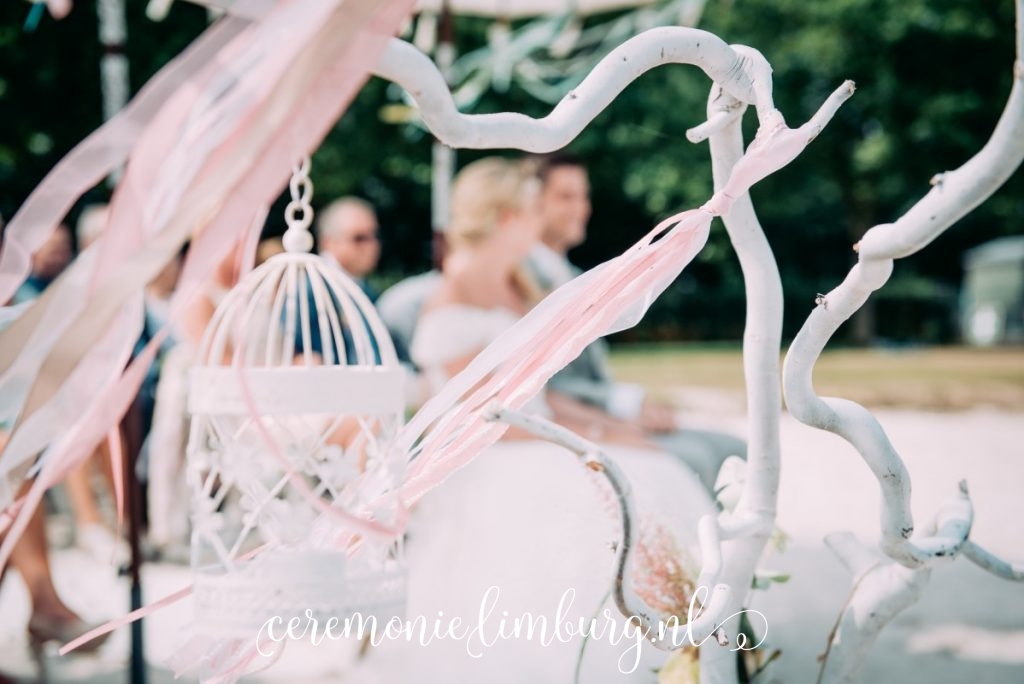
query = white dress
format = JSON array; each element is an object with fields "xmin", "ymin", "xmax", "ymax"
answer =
[{"xmin": 351, "ymin": 305, "xmax": 715, "ymax": 683}]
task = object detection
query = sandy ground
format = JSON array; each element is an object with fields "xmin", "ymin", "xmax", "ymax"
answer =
[
  {"xmin": 679, "ymin": 390, "xmax": 1024, "ymax": 684},
  {"xmin": 1, "ymin": 392, "xmax": 1022, "ymax": 683}
]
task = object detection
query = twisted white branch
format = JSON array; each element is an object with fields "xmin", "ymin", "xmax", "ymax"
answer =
[
  {"xmin": 820, "ymin": 483, "xmax": 976, "ymax": 684},
  {"xmin": 821, "ymin": 480, "xmax": 979, "ymax": 682},
  {"xmin": 820, "ymin": 484, "xmax": 1011, "ymax": 684},
  {"xmin": 371, "ymin": 28, "xmax": 773, "ymax": 152},
  {"xmin": 387, "ymin": 27, "xmax": 850, "ymax": 679},
  {"xmin": 484, "ymin": 404, "xmax": 734, "ymax": 651},
  {"xmin": 962, "ymin": 540, "xmax": 1024, "ymax": 581},
  {"xmin": 685, "ymin": 46, "xmax": 786, "ymax": 684},
  {"xmin": 782, "ymin": 3, "xmax": 1024, "ymax": 680},
  {"xmin": 784, "ymin": 0, "xmax": 1024, "ymax": 570},
  {"xmin": 820, "ymin": 532, "xmax": 931, "ymax": 684}
]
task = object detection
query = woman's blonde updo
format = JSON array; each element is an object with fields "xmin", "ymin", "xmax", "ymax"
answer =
[
  {"xmin": 446, "ymin": 157, "xmax": 540, "ymax": 251},
  {"xmin": 445, "ymin": 157, "xmax": 545, "ymax": 304}
]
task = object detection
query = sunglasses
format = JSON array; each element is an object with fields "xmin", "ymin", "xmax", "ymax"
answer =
[{"xmin": 347, "ymin": 232, "xmax": 379, "ymax": 244}]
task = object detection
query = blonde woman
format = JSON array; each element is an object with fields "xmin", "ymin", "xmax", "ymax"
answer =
[
  {"xmin": 412, "ymin": 157, "xmax": 653, "ymax": 445},
  {"xmin": 411, "ymin": 157, "xmax": 548, "ymax": 390},
  {"xmin": 359, "ymin": 158, "xmax": 714, "ymax": 683}
]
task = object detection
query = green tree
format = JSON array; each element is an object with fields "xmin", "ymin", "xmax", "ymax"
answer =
[{"xmin": 2, "ymin": 1, "xmax": 1020, "ymax": 342}]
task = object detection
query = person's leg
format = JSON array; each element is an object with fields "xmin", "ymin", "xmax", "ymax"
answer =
[
  {"xmin": 0, "ymin": 434, "xmax": 74, "ymax": 634},
  {"xmin": 2, "ymin": 478, "xmax": 111, "ymax": 655},
  {"xmin": 65, "ymin": 457, "xmax": 104, "ymax": 527},
  {"xmin": 65, "ymin": 441, "xmax": 129, "ymax": 564},
  {"xmin": 11, "ymin": 502, "xmax": 79, "ymax": 626},
  {"xmin": 3, "ymin": 501, "xmax": 111, "ymax": 666}
]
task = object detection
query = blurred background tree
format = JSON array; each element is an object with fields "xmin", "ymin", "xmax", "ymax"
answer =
[{"xmin": 1, "ymin": 0, "xmax": 1020, "ymax": 344}]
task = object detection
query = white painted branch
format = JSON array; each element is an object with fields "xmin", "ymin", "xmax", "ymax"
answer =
[
  {"xmin": 694, "ymin": 514, "xmax": 722, "ymax": 590},
  {"xmin": 694, "ymin": 47, "xmax": 786, "ymax": 684},
  {"xmin": 716, "ymin": 512, "xmax": 772, "ymax": 541},
  {"xmin": 371, "ymin": 28, "xmax": 772, "ymax": 152},
  {"xmin": 484, "ymin": 404, "xmax": 734, "ymax": 651},
  {"xmin": 784, "ymin": 4, "xmax": 1024, "ymax": 681},
  {"xmin": 686, "ymin": 106, "xmax": 741, "ymax": 144},
  {"xmin": 367, "ymin": 52, "xmax": 848, "ymax": 674},
  {"xmin": 857, "ymin": 75, "xmax": 1024, "ymax": 256},
  {"xmin": 962, "ymin": 540, "xmax": 1024, "ymax": 581},
  {"xmin": 783, "ymin": 0, "xmax": 1024, "ymax": 569},
  {"xmin": 912, "ymin": 480, "xmax": 973, "ymax": 561},
  {"xmin": 820, "ymin": 533, "xmax": 931, "ymax": 684},
  {"xmin": 484, "ymin": 402, "xmax": 596, "ymax": 454},
  {"xmin": 821, "ymin": 485, "xmax": 1001, "ymax": 684}
]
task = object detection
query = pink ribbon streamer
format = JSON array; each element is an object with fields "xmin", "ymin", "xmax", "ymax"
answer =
[
  {"xmin": 0, "ymin": 2, "xmax": 333, "ymax": 454},
  {"xmin": 0, "ymin": 0, "xmax": 404, "ymax": 549},
  {"xmin": 0, "ymin": 204, "xmax": 262, "ymax": 574},
  {"xmin": 43, "ymin": 1, "xmax": 416, "ymax": 669},
  {"xmin": 391, "ymin": 80, "xmax": 855, "ymax": 508},
  {"xmin": 28, "ymin": 17, "xmax": 850, "ymax": 682},
  {"xmin": 0, "ymin": 16, "xmax": 248, "ymax": 305},
  {"xmin": 396, "ymin": 209, "xmax": 711, "ymax": 505},
  {"xmin": 59, "ymin": 585, "xmax": 193, "ymax": 656},
  {"xmin": 0, "ymin": 291, "xmax": 144, "ymax": 503},
  {"xmin": 58, "ymin": 541, "xmax": 270, "ymax": 656}
]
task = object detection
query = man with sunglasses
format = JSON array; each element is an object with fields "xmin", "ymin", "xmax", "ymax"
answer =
[
  {"xmin": 316, "ymin": 196, "xmax": 382, "ymax": 300},
  {"xmin": 312, "ymin": 196, "xmax": 425, "ymax": 394}
]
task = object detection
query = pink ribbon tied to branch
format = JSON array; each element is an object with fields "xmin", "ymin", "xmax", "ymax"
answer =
[{"xmin": 394, "ymin": 79, "xmax": 856, "ymax": 509}]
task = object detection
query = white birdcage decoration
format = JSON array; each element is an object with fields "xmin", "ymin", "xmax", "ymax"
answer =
[{"xmin": 185, "ymin": 159, "xmax": 407, "ymax": 637}]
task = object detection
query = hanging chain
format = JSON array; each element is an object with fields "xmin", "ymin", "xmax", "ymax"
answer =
[{"xmin": 283, "ymin": 156, "xmax": 314, "ymax": 253}]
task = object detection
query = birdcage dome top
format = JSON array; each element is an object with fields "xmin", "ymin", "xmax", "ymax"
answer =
[{"xmin": 189, "ymin": 251, "xmax": 405, "ymax": 420}]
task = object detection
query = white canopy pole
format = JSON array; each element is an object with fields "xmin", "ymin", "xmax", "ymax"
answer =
[
  {"xmin": 431, "ymin": 4, "xmax": 456, "ymax": 267},
  {"xmin": 97, "ymin": 0, "xmax": 129, "ymax": 185}
]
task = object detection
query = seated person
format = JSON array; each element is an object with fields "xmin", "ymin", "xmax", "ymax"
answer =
[
  {"xmin": 525, "ymin": 152, "xmax": 746, "ymax": 491},
  {"xmin": 312, "ymin": 196, "xmax": 427, "ymax": 408},
  {"xmin": 412, "ymin": 158, "xmax": 650, "ymax": 446},
  {"xmin": 356, "ymin": 155, "xmax": 715, "ymax": 684},
  {"xmin": 316, "ymin": 196, "xmax": 382, "ymax": 300}
]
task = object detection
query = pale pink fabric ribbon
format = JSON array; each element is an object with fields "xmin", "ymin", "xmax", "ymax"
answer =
[
  {"xmin": 0, "ymin": 16, "xmax": 248, "ymax": 305},
  {"xmin": 44, "ymin": 28, "xmax": 849, "ymax": 684},
  {"xmin": 0, "ymin": 1, "xmax": 325, "ymax": 437},
  {"xmin": 14, "ymin": 2, "xmax": 415, "ymax": 678},
  {"xmin": 392, "ymin": 81, "xmax": 855, "ymax": 509},
  {"xmin": 0, "ymin": 0, "xmax": 410, "ymax": 558},
  {"xmin": 396, "ymin": 209, "xmax": 711, "ymax": 505},
  {"xmin": 0, "ymin": 16, "xmax": 250, "ymax": 513}
]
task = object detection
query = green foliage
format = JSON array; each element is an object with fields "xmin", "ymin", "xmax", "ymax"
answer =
[
  {"xmin": 603, "ymin": 0, "xmax": 1023, "ymax": 342},
  {"xmin": 1, "ymin": 1, "xmax": 1021, "ymax": 342},
  {"xmin": 0, "ymin": 1, "xmax": 210, "ymax": 224}
]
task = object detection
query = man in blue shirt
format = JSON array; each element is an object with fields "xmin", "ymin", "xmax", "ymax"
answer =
[{"xmin": 316, "ymin": 196, "xmax": 381, "ymax": 302}]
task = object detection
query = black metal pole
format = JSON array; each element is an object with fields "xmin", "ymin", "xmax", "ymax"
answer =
[{"xmin": 121, "ymin": 400, "xmax": 146, "ymax": 684}]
